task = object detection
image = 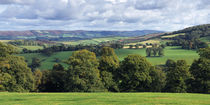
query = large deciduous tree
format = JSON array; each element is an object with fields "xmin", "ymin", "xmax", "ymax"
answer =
[
  {"xmin": 165, "ymin": 60, "xmax": 191, "ymax": 93},
  {"xmin": 66, "ymin": 49, "xmax": 105, "ymax": 92},
  {"xmin": 189, "ymin": 47, "xmax": 210, "ymax": 93},
  {"xmin": 119, "ymin": 54, "xmax": 152, "ymax": 92},
  {"xmin": 0, "ymin": 42, "xmax": 34, "ymax": 92},
  {"xmin": 99, "ymin": 47, "xmax": 119, "ymax": 92}
]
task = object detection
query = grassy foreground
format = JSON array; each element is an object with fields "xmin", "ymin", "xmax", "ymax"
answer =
[{"xmin": 0, "ymin": 93, "xmax": 210, "ymax": 105}]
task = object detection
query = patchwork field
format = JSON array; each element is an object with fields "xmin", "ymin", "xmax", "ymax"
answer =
[
  {"xmin": 18, "ymin": 46, "xmax": 199, "ymax": 70},
  {"xmin": 0, "ymin": 92, "xmax": 209, "ymax": 105},
  {"xmin": 59, "ymin": 37, "xmax": 128, "ymax": 45},
  {"xmin": 161, "ymin": 33, "xmax": 185, "ymax": 38}
]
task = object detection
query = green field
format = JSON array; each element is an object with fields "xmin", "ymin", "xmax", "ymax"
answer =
[
  {"xmin": 0, "ymin": 92, "xmax": 209, "ymax": 105},
  {"xmin": 19, "ymin": 46, "xmax": 44, "ymax": 50},
  {"xmin": 18, "ymin": 51, "xmax": 73, "ymax": 70},
  {"xmin": 18, "ymin": 46, "xmax": 199, "ymax": 70},
  {"xmin": 116, "ymin": 46, "xmax": 199, "ymax": 65}
]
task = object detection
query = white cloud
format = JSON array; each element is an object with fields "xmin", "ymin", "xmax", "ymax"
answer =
[{"xmin": 0, "ymin": 0, "xmax": 209, "ymax": 31}]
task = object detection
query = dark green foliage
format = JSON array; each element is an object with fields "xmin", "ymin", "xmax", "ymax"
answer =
[
  {"xmin": 146, "ymin": 45, "xmax": 164, "ymax": 57},
  {"xmin": 198, "ymin": 47, "xmax": 210, "ymax": 59},
  {"xmin": 158, "ymin": 47, "xmax": 164, "ymax": 56},
  {"xmin": 38, "ymin": 64, "xmax": 67, "ymax": 92},
  {"xmin": 100, "ymin": 71, "xmax": 119, "ymax": 92},
  {"xmin": 119, "ymin": 54, "xmax": 152, "ymax": 92},
  {"xmin": 165, "ymin": 60, "xmax": 191, "ymax": 93},
  {"xmin": 146, "ymin": 48, "xmax": 152, "ymax": 57},
  {"xmin": 129, "ymin": 45, "xmax": 134, "ymax": 49},
  {"xmin": 135, "ymin": 44, "xmax": 139, "ymax": 49},
  {"xmin": 189, "ymin": 47, "xmax": 210, "ymax": 93},
  {"xmin": 149, "ymin": 67, "xmax": 166, "ymax": 92},
  {"xmin": 53, "ymin": 63, "xmax": 64, "ymax": 71},
  {"xmin": 99, "ymin": 47, "xmax": 119, "ymax": 92},
  {"xmin": 30, "ymin": 57, "xmax": 41, "ymax": 72},
  {"xmin": 38, "ymin": 70, "xmax": 52, "ymax": 92},
  {"xmin": 66, "ymin": 49, "xmax": 106, "ymax": 92}
]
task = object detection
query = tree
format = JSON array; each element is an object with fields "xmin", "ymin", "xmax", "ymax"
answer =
[
  {"xmin": 135, "ymin": 44, "xmax": 139, "ymax": 49},
  {"xmin": 33, "ymin": 69, "xmax": 42, "ymax": 92},
  {"xmin": 99, "ymin": 47, "xmax": 119, "ymax": 92},
  {"xmin": 119, "ymin": 54, "xmax": 152, "ymax": 92},
  {"xmin": 66, "ymin": 49, "xmax": 105, "ymax": 92},
  {"xmin": 158, "ymin": 47, "xmax": 164, "ymax": 56},
  {"xmin": 30, "ymin": 57, "xmax": 41, "ymax": 72},
  {"xmin": 198, "ymin": 47, "xmax": 210, "ymax": 59},
  {"xmin": 0, "ymin": 42, "xmax": 34, "ymax": 92},
  {"xmin": 129, "ymin": 45, "xmax": 133, "ymax": 49},
  {"xmin": 165, "ymin": 60, "xmax": 191, "ymax": 93},
  {"xmin": 189, "ymin": 47, "xmax": 210, "ymax": 93},
  {"xmin": 152, "ymin": 48, "xmax": 158, "ymax": 56},
  {"xmin": 149, "ymin": 67, "xmax": 166, "ymax": 92},
  {"xmin": 146, "ymin": 48, "xmax": 152, "ymax": 57},
  {"xmin": 50, "ymin": 64, "xmax": 67, "ymax": 92}
]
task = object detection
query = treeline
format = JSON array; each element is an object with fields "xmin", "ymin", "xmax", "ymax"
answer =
[
  {"xmin": 22, "ymin": 43, "xmax": 124, "ymax": 56},
  {"xmin": 0, "ymin": 42, "xmax": 210, "ymax": 93},
  {"xmin": 146, "ymin": 44, "xmax": 165, "ymax": 57},
  {"xmin": 8, "ymin": 40, "xmax": 45, "ymax": 46}
]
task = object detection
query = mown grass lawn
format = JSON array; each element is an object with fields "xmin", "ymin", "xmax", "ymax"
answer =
[{"xmin": 0, "ymin": 92, "xmax": 209, "ymax": 105}]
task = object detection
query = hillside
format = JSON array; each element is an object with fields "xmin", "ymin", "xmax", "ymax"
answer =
[{"xmin": 0, "ymin": 30, "xmax": 163, "ymax": 40}]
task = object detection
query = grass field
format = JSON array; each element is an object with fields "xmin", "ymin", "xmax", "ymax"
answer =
[
  {"xmin": 18, "ymin": 46, "xmax": 199, "ymax": 70},
  {"xmin": 18, "ymin": 51, "xmax": 73, "ymax": 70},
  {"xmin": 116, "ymin": 46, "xmax": 199, "ymax": 65},
  {"xmin": 0, "ymin": 92, "xmax": 210, "ymax": 105},
  {"xmin": 19, "ymin": 46, "xmax": 44, "ymax": 50}
]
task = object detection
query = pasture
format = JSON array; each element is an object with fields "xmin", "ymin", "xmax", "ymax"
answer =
[
  {"xmin": 18, "ymin": 46, "xmax": 199, "ymax": 70},
  {"xmin": 19, "ymin": 46, "xmax": 44, "ymax": 50},
  {"xmin": 0, "ymin": 92, "xmax": 209, "ymax": 105},
  {"xmin": 18, "ymin": 51, "xmax": 73, "ymax": 70},
  {"xmin": 116, "ymin": 46, "xmax": 199, "ymax": 65}
]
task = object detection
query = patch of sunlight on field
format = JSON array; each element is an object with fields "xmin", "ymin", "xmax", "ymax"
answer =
[
  {"xmin": 19, "ymin": 46, "xmax": 44, "ymax": 50},
  {"xmin": 0, "ymin": 40, "xmax": 12, "ymax": 43},
  {"xmin": 161, "ymin": 33, "xmax": 185, "ymax": 38},
  {"xmin": 59, "ymin": 37, "xmax": 128, "ymax": 45},
  {"xmin": 140, "ymin": 39, "xmax": 161, "ymax": 44}
]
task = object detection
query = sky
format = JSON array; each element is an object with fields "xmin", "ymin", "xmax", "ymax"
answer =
[{"xmin": 0, "ymin": 0, "xmax": 209, "ymax": 31}]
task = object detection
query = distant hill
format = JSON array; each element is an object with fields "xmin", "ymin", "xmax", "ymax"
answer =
[{"xmin": 0, "ymin": 30, "xmax": 164, "ymax": 40}]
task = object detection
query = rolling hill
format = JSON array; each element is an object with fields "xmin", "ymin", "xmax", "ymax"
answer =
[{"xmin": 0, "ymin": 30, "xmax": 163, "ymax": 40}]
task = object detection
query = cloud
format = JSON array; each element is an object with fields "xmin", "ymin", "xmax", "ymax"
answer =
[{"xmin": 0, "ymin": 0, "xmax": 209, "ymax": 31}]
